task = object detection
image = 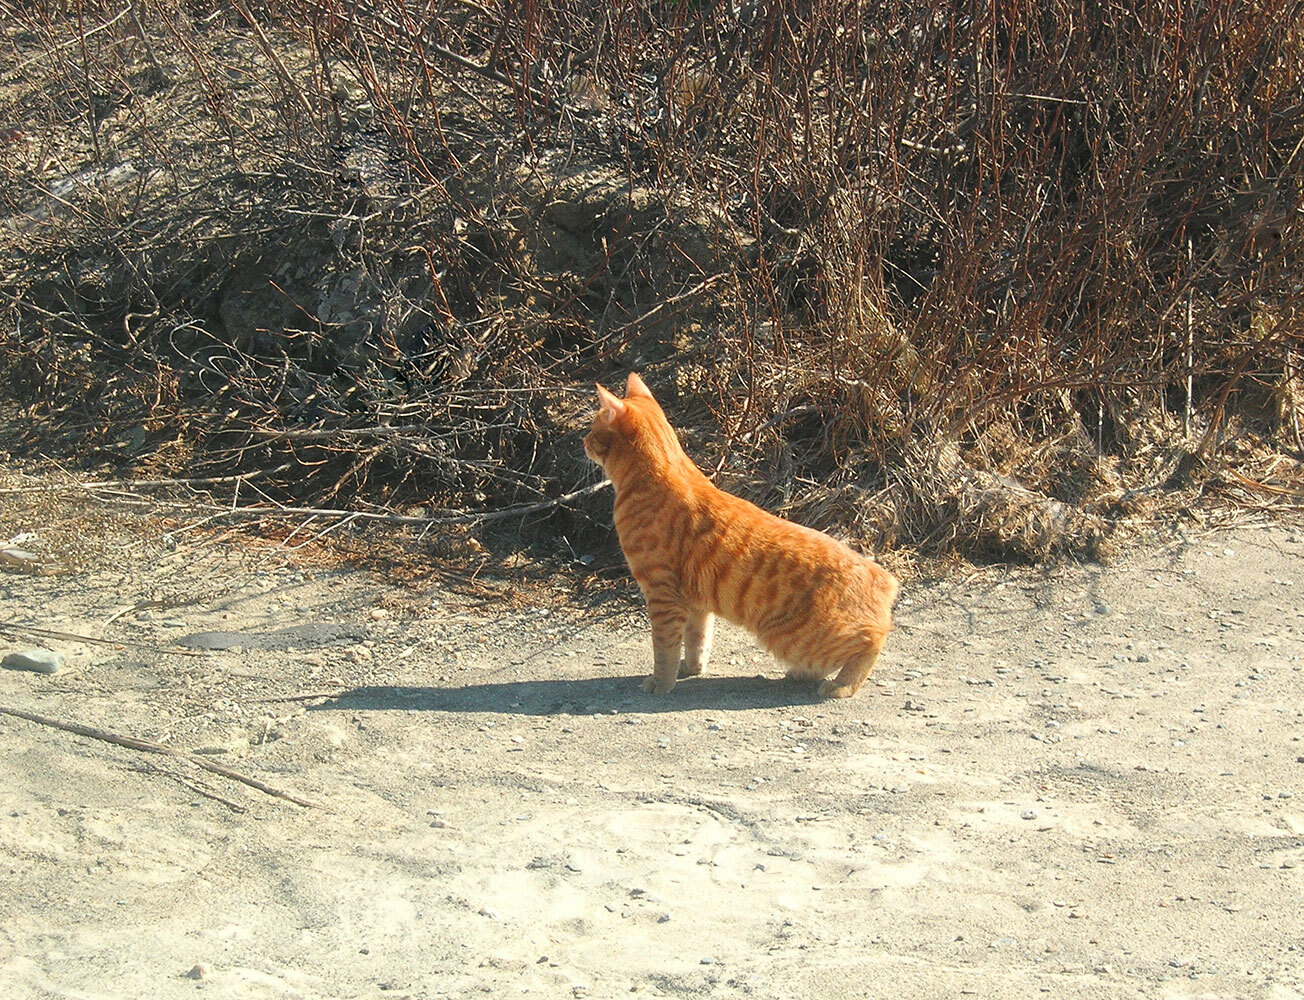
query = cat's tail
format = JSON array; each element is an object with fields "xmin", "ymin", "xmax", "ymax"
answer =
[{"xmin": 865, "ymin": 559, "xmax": 901, "ymax": 627}]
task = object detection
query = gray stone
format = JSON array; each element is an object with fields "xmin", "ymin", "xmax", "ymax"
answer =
[
  {"xmin": 0, "ymin": 548, "xmax": 45, "ymax": 572},
  {"xmin": 2, "ymin": 649, "xmax": 63, "ymax": 674}
]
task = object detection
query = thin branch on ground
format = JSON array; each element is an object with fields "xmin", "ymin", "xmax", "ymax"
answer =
[{"xmin": 0, "ymin": 705, "xmax": 327, "ymax": 809}]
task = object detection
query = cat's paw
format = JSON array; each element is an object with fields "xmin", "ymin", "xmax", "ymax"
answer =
[
  {"xmin": 676, "ymin": 661, "xmax": 703, "ymax": 678},
  {"xmin": 818, "ymin": 678, "xmax": 859, "ymax": 699},
  {"xmin": 641, "ymin": 676, "xmax": 676, "ymax": 694},
  {"xmin": 784, "ymin": 665, "xmax": 824, "ymax": 682}
]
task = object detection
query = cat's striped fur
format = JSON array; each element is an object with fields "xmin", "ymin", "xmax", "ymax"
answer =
[{"xmin": 585, "ymin": 373, "xmax": 899, "ymax": 698}]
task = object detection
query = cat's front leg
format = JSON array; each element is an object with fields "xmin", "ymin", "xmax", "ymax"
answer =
[
  {"xmin": 641, "ymin": 591, "xmax": 687, "ymax": 694},
  {"xmin": 678, "ymin": 609, "xmax": 714, "ymax": 678}
]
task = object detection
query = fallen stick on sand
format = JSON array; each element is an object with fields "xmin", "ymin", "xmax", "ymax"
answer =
[
  {"xmin": 0, "ymin": 705, "xmax": 326, "ymax": 809},
  {"xmin": 129, "ymin": 761, "xmax": 249, "ymax": 814},
  {"xmin": 248, "ymin": 689, "xmax": 346, "ymax": 704},
  {"xmin": 0, "ymin": 622, "xmax": 207, "ymax": 657}
]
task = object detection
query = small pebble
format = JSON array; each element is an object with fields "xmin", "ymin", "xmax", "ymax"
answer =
[
  {"xmin": 478, "ymin": 906, "xmax": 500, "ymax": 919},
  {"xmin": 1021, "ymin": 810, "xmax": 1038, "ymax": 820},
  {"xmin": 184, "ymin": 963, "xmax": 211, "ymax": 980},
  {"xmin": 0, "ymin": 547, "xmax": 43, "ymax": 570},
  {"xmin": 2, "ymin": 649, "xmax": 64, "ymax": 674}
]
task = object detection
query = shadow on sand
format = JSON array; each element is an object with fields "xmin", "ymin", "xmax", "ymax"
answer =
[{"xmin": 308, "ymin": 673, "xmax": 824, "ymax": 716}]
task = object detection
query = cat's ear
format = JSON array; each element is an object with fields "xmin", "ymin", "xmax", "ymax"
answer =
[
  {"xmin": 596, "ymin": 383, "xmax": 626, "ymax": 417},
  {"xmin": 625, "ymin": 372, "xmax": 654, "ymax": 399}
]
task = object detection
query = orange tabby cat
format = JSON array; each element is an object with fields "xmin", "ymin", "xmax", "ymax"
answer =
[{"xmin": 584, "ymin": 372, "xmax": 899, "ymax": 698}]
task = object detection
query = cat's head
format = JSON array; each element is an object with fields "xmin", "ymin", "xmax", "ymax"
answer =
[{"xmin": 584, "ymin": 372, "xmax": 683, "ymax": 478}]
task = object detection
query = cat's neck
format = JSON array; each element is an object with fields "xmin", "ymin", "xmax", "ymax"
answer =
[{"xmin": 610, "ymin": 447, "xmax": 709, "ymax": 498}]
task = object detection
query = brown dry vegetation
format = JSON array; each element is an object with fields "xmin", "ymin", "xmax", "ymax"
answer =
[{"xmin": 1, "ymin": 1, "xmax": 1302, "ymax": 564}]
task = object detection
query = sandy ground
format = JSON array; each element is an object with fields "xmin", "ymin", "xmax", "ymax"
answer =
[{"xmin": 2, "ymin": 495, "xmax": 1304, "ymax": 1000}]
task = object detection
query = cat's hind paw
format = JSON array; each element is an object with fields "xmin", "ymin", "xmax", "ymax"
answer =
[
  {"xmin": 641, "ymin": 676, "xmax": 676, "ymax": 694},
  {"xmin": 676, "ymin": 661, "xmax": 703, "ymax": 678},
  {"xmin": 818, "ymin": 678, "xmax": 860, "ymax": 699}
]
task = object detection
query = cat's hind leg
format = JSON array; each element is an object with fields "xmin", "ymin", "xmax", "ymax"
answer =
[
  {"xmin": 678, "ymin": 609, "xmax": 714, "ymax": 678},
  {"xmin": 818, "ymin": 631, "xmax": 887, "ymax": 700},
  {"xmin": 782, "ymin": 662, "xmax": 826, "ymax": 682}
]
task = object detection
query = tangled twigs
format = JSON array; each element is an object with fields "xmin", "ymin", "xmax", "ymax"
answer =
[
  {"xmin": 39, "ymin": 477, "xmax": 613, "ymax": 528},
  {"xmin": 197, "ymin": 479, "xmax": 613, "ymax": 527},
  {"xmin": 0, "ymin": 469, "xmax": 295, "ymax": 496},
  {"xmin": 2, "ymin": 2, "xmax": 1302, "ymax": 560}
]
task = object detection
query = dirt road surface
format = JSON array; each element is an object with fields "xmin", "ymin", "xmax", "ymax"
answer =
[{"xmin": 2, "ymin": 494, "xmax": 1303, "ymax": 999}]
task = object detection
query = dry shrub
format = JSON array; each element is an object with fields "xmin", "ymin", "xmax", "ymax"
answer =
[{"xmin": 1, "ymin": 1, "xmax": 1302, "ymax": 561}]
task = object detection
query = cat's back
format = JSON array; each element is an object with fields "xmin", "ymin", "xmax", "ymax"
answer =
[{"xmin": 683, "ymin": 484, "xmax": 898, "ymax": 630}]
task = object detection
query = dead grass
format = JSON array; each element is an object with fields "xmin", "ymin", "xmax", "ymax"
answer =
[{"xmin": 1, "ymin": 2, "xmax": 1302, "ymax": 565}]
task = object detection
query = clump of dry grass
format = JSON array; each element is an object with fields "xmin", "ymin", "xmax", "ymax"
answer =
[{"xmin": 1, "ymin": 2, "xmax": 1301, "ymax": 562}]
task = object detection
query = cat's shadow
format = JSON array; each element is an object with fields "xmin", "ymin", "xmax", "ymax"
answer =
[{"xmin": 309, "ymin": 674, "xmax": 823, "ymax": 716}]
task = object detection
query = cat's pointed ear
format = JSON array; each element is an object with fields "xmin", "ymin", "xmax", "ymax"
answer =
[
  {"xmin": 625, "ymin": 372, "xmax": 654, "ymax": 399},
  {"xmin": 596, "ymin": 383, "xmax": 626, "ymax": 417}
]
